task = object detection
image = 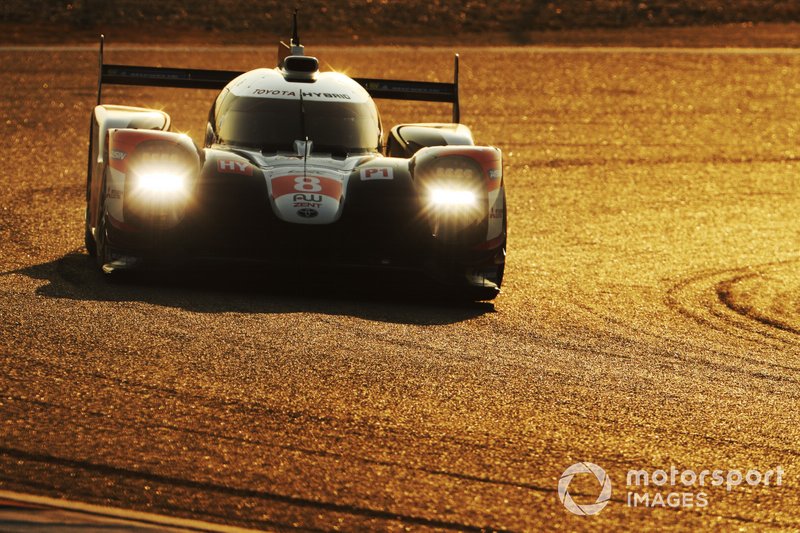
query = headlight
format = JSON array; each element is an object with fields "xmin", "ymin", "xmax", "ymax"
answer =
[
  {"xmin": 133, "ymin": 169, "xmax": 188, "ymax": 196},
  {"xmin": 429, "ymin": 188, "xmax": 477, "ymax": 207}
]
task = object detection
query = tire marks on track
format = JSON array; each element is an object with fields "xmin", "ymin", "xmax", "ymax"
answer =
[
  {"xmin": 0, "ymin": 352, "xmax": 553, "ymax": 530},
  {"xmin": 716, "ymin": 273, "xmax": 800, "ymax": 337},
  {"xmin": 665, "ymin": 259, "xmax": 800, "ymax": 348},
  {"xmin": 0, "ymin": 446, "xmax": 485, "ymax": 532}
]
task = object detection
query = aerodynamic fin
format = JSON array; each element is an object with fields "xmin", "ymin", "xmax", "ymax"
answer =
[
  {"xmin": 96, "ymin": 34, "xmax": 242, "ymax": 93},
  {"xmin": 352, "ymin": 55, "xmax": 460, "ymax": 123}
]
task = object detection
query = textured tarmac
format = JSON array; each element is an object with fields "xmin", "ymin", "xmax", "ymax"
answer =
[{"xmin": 1, "ymin": 43, "xmax": 800, "ymax": 530}]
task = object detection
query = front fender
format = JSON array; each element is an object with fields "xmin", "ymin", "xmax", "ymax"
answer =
[
  {"xmin": 105, "ymin": 128, "xmax": 200, "ymax": 230},
  {"xmin": 411, "ymin": 145, "xmax": 505, "ymax": 250}
]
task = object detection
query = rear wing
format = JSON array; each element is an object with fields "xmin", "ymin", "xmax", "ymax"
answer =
[{"xmin": 96, "ymin": 35, "xmax": 461, "ymax": 123}]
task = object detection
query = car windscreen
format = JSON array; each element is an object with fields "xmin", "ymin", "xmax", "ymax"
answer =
[{"xmin": 216, "ymin": 96, "xmax": 380, "ymax": 155}]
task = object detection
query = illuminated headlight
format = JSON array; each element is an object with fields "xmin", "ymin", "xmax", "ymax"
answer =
[
  {"xmin": 429, "ymin": 188, "xmax": 477, "ymax": 207},
  {"xmin": 133, "ymin": 169, "xmax": 188, "ymax": 195}
]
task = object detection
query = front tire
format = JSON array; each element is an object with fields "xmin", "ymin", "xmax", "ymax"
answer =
[
  {"xmin": 94, "ymin": 167, "xmax": 113, "ymax": 273},
  {"xmin": 84, "ymin": 207, "xmax": 96, "ymax": 257},
  {"xmin": 95, "ymin": 210, "xmax": 111, "ymax": 272}
]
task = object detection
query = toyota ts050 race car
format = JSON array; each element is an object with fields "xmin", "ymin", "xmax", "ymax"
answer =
[{"xmin": 84, "ymin": 19, "xmax": 507, "ymax": 300}]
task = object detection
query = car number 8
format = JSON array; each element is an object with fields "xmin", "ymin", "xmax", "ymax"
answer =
[{"xmin": 294, "ymin": 176, "xmax": 322, "ymax": 192}]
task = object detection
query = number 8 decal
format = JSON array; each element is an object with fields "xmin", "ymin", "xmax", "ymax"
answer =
[{"xmin": 294, "ymin": 176, "xmax": 322, "ymax": 192}]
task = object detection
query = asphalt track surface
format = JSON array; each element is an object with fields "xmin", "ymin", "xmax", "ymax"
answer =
[{"xmin": 1, "ymin": 44, "xmax": 800, "ymax": 531}]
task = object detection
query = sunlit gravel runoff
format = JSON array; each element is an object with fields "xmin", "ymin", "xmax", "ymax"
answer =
[{"xmin": 1, "ymin": 44, "xmax": 799, "ymax": 530}]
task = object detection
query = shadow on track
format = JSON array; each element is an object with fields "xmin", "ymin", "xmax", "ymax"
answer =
[{"xmin": 10, "ymin": 251, "xmax": 494, "ymax": 325}]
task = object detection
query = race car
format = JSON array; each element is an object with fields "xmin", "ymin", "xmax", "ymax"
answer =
[{"xmin": 84, "ymin": 19, "xmax": 506, "ymax": 300}]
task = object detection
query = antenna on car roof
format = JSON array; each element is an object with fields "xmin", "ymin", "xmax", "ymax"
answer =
[
  {"xmin": 290, "ymin": 9, "xmax": 304, "ymax": 55},
  {"xmin": 292, "ymin": 9, "xmax": 300, "ymax": 46},
  {"xmin": 278, "ymin": 9, "xmax": 304, "ymax": 67}
]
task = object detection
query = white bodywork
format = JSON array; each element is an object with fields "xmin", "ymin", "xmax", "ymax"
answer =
[
  {"xmin": 228, "ymin": 69, "xmax": 371, "ymax": 103},
  {"xmin": 240, "ymin": 150, "xmax": 380, "ymax": 224}
]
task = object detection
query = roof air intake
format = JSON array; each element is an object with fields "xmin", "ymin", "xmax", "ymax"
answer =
[{"xmin": 282, "ymin": 56, "xmax": 319, "ymax": 82}]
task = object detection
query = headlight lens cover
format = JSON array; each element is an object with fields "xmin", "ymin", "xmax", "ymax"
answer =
[
  {"xmin": 134, "ymin": 169, "xmax": 188, "ymax": 194},
  {"xmin": 429, "ymin": 188, "xmax": 477, "ymax": 207},
  {"xmin": 129, "ymin": 146, "xmax": 194, "ymax": 200}
]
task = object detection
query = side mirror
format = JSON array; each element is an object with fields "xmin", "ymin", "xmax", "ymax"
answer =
[{"xmin": 204, "ymin": 122, "xmax": 216, "ymax": 148}]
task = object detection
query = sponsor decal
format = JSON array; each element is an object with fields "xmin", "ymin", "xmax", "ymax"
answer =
[
  {"xmin": 297, "ymin": 208, "xmax": 318, "ymax": 218},
  {"xmin": 485, "ymin": 187, "xmax": 505, "ymax": 241},
  {"xmin": 252, "ymin": 89, "xmax": 297, "ymax": 96},
  {"xmin": 293, "ymin": 193, "xmax": 323, "ymax": 202},
  {"xmin": 301, "ymin": 91, "xmax": 351, "ymax": 100},
  {"xmin": 217, "ymin": 160, "xmax": 253, "ymax": 176},
  {"xmin": 251, "ymin": 89, "xmax": 352, "ymax": 100},
  {"xmin": 488, "ymin": 168, "xmax": 502, "ymax": 180},
  {"xmin": 110, "ymin": 150, "xmax": 127, "ymax": 161},
  {"xmin": 360, "ymin": 167, "xmax": 394, "ymax": 181},
  {"xmin": 292, "ymin": 193, "xmax": 323, "ymax": 208}
]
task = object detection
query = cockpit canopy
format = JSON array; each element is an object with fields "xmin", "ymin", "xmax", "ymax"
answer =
[{"xmin": 210, "ymin": 69, "xmax": 381, "ymax": 156}]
